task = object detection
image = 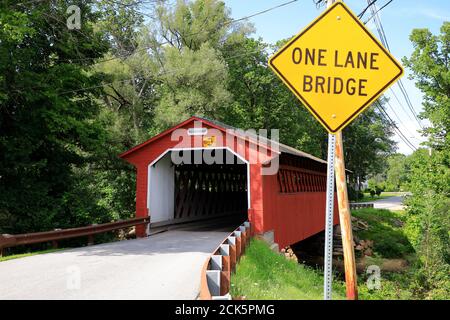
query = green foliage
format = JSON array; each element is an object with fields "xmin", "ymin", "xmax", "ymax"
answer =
[
  {"xmin": 0, "ymin": 0, "xmax": 399, "ymax": 259},
  {"xmin": 154, "ymin": 0, "xmax": 236, "ymax": 51},
  {"xmin": 352, "ymin": 209, "xmax": 414, "ymax": 259},
  {"xmin": 403, "ymin": 151, "xmax": 449, "ymax": 298},
  {"xmin": 358, "ymin": 271, "xmax": 414, "ymax": 300},
  {"xmin": 401, "ymin": 22, "xmax": 450, "ymax": 299},
  {"xmin": 348, "ymin": 186, "xmax": 363, "ymax": 201},
  {"xmin": 385, "ymin": 154, "xmax": 408, "ymax": 191},
  {"xmin": 155, "ymin": 43, "xmax": 230, "ymax": 127},
  {"xmin": 343, "ymin": 103, "xmax": 396, "ymax": 189},
  {"xmin": 230, "ymin": 239, "xmax": 345, "ymax": 300},
  {"xmin": 0, "ymin": 1, "xmax": 111, "ymax": 234},
  {"xmin": 403, "ymin": 22, "xmax": 450, "ymax": 149}
]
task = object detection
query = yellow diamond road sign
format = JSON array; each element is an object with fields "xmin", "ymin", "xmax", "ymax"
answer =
[{"xmin": 269, "ymin": 1, "xmax": 404, "ymax": 133}]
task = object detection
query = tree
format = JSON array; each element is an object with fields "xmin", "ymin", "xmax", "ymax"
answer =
[
  {"xmin": 402, "ymin": 22, "xmax": 450, "ymax": 299},
  {"xmin": 222, "ymin": 36, "xmax": 396, "ymax": 175},
  {"xmin": 0, "ymin": 1, "xmax": 110, "ymax": 234},
  {"xmin": 385, "ymin": 153, "xmax": 408, "ymax": 191},
  {"xmin": 220, "ymin": 37, "xmax": 326, "ymax": 156},
  {"xmin": 95, "ymin": 1, "xmax": 158, "ymax": 145},
  {"xmin": 148, "ymin": 0, "xmax": 251, "ymax": 128},
  {"xmin": 342, "ymin": 101, "xmax": 396, "ymax": 190},
  {"xmin": 403, "ymin": 22, "xmax": 450, "ymax": 150},
  {"xmin": 154, "ymin": 43, "xmax": 231, "ymax": 127},
  {"xmin": 153, "ymin": 0, "xmax": 248, "ymax": 51}
]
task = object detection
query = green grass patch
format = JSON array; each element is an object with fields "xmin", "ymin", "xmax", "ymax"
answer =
[
  {"xmin": 231, "ymin": 208, "xmax": 419, "ymax": 300},
  {"xmin": 0, "ymin": 249, "xmax": 62, "ymax": 262},
  {"xmin": 352, "ymin": 208, "xmax": 415, "ymax": 259},
  {"xmin": 230, "ymin": 238, "xmax": 346, "ymax": 300}
]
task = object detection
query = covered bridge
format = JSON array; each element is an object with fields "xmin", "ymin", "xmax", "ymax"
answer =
[{"xmin": 119, "ymin": 116, "xmax": 338, "ymax": 248}]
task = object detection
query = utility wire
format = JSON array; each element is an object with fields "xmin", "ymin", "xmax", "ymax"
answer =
[
  {"xmin": 17, "ymin": 0, "xmax": 298, "ymax": 93},
  {"xmin": 367, "ymin": 1, "xmax": 424, "ymax": 130},
  {"xmin": 358, "ymin": 0, "xmax": 420, "ymax": 150},
  {"xmin": 312, "ymin": 0, "xmax": 417, "ymax": 150},
  {"xmin": 229, "ymin": 0, "xmax": 299, "ymax": 24},
  {"xmin": 384, "ymin": 99, "xmax": 417, "ymax": 138},
  {"xmin": 364, "ymin": 0, "xmax": 393, "ymax": 24},
  {"xmin": 63, "ymin": 0, "xmax": 300, "ymax": 64},
  {"xmin": 362, "ymin": 0, "xmax": 424, "ymax": 153},
  {"xmin": 357, "ymin": 0, "xmax": 378, "ymax": 19},
  {"xmin": 376, "ymin": 101, "xmax": 418, "ymax": 151},
  {"xmin": 58, "ymin": 46, "xmax": 266, "ymax": 95},
  {"xmin": 389, "ymin": 87, "xmax": 417, "ymax": 124}
]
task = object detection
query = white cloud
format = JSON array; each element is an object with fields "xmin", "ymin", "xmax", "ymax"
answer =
[{"xmin": 421, "ymin": 9, "xmax": 450, "ymax": 21}]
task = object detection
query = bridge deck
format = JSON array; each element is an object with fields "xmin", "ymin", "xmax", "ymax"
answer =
[{"xmin": 0, "ymin": 218, "xmax": 239, "ymax": 300}]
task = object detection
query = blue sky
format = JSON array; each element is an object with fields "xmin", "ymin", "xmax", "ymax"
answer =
[{"xmin": 223, "ymin": 0, "xmax": 449, "ymax": 154}]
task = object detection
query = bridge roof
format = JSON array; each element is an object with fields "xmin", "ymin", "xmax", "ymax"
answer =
[{"xmin": 119, "ymin": 116, "xmax": 327, "ymax": 165}]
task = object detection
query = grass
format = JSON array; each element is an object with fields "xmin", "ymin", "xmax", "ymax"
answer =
[
  {"xmin": 351, "ymin": 208, "xmax": 418, "ymax": 300},
  {"xmin": 352, "ymin": 208, "xmax": 414, "ymax": 259},
  {"xmin": 230, "ymin": 238, "xmax": 346, "ymax": 300},
  {"xmin": 0, "ymin": 249, "xmax": 62, "ymax": 262},
  {"xmin": 231, "ymin": 208, "xmax": 419, "ymax": 300}
]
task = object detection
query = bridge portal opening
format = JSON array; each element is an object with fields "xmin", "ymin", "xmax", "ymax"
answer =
[{"xmin": 148, "ymin": 148, "xmax": 249, "ymax": 229}]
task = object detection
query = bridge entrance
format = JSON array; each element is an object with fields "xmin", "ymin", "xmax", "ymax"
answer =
[{"xmin": 148, "ymin": 148, "xmax": 249, "ymax": 229}]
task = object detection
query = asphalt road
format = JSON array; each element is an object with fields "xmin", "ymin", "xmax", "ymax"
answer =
[
  {"xmin": 373, "ymin": 195, "xmax": 405, "ymax": 211},
  {"xmin": 0, "ymin": 220, "xmax": 237, "ymax": 300}
]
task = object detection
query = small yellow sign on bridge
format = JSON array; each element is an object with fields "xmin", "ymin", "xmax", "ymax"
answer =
[{"xmin": 269, "ymin": 1, "xmax": 403, "ymax": 133}]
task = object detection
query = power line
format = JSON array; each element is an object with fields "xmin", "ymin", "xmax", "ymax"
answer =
[
  {"xmin": 368, "ymin": 0, "xmax": 423, "ymax": 129},
  {"xmin": 366, "ymin": 0, "xmax": 424, "ymax": 132},
  {"xmin": 58, "ymin": 46, "xmax": 267, "ymax": 95},
  {"xmin": 376, "ymin": 101, "xmax": 418, "ymax": 151},
  {"xmin": 384, "ymin": 98, "xmax": 417, "ymax": 138},
  {"xmin": 364, "ymin": 0, "xmax": 393, "ymax": 24},
  {"xmin": 389, "ymin": 87, "xmax": 417, "ymax": 124},
  {"xmin": 363, "ymin": 0, "xmax": 423, "ymax": 151},
  {"xmin": 64, "ymin": 0, "xmax": 301, "ymax": 64},
  {"xmin": 357, "ymin": 0, "xmax": 378, "ymax": 19},
  {"xmin": 229, "ymin": 0, "xmax": 300, "ymax": 24},
  {"xmin": 377, "ymin": 104, "xmax": 418, "ymax": 151}
]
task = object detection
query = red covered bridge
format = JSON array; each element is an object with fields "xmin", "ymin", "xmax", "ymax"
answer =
[{"xmin": 119, "ymin": 116, "xmax": 338, "ymax": 248}]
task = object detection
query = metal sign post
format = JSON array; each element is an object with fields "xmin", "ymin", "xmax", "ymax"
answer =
[
  {"xmin": 324, "ymin": 133, "xmax": 336, "ymax": 300},
  {"xmin": 323, "ymin": 0, "xmax": 337, "ymax": 302},
  {"xmin": 268, "ymin": 0, "xmax": 405, "ymax": 301}
]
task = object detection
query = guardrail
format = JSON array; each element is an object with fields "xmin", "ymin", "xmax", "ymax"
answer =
[
  {"xmin": 199, "ymin": 221, "xmax": 252, "ymax": 300},
  {"xmin": 350, "ymin": 203, "xmax": 374, "ymax": 210},
  {"xmin": 0, "ymin": 217, "xmax": 150, "ymax": 256}
]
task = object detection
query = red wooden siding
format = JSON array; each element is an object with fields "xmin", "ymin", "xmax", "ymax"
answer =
[
  {"xmin": 120, "ymin": 116, "xmax": 337, "ymax": 245},
  {"xmin": 121, "ymin": 118, "xmax": 273, "ymax": 237},
  {"xmin": 262, "ymin": 164, "xmax": 339, "ymax": 248}
]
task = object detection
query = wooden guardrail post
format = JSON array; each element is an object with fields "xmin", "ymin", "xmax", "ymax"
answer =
[
  {"xmin": 234, "ymin": 230, "xmax": 242, "ymax": 261},
  {"xmin": 87, "ymin": 235, "xmax": 94, "ymax": 246},
  {"xmin": 88, "ymin": 224, "xmax": 98, "ymax": 246}
]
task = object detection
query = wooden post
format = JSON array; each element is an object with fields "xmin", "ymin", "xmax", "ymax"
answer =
[
  {"xmin": 52, "ymin": 229, "xmax": 61, "ymax": 249},
  {"xmin": 334, "ymin": 131, "xmax": 358, "ymax": 300},
  {"xmin": 88, "ymin": 234, "xmax": 94, "ymax": 246}
]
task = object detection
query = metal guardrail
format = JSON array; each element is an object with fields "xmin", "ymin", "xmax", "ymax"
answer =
[
  {"xmin": 350, "ymin": 203, "xmax": 374, "ymax": 210},
  {"xmin": 0, "ymin": 217, "xmax": 150, "ymax": 256},
  {"xmin": 199, "ymin": 221, "xmax": 252, "ymax": 300}
]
